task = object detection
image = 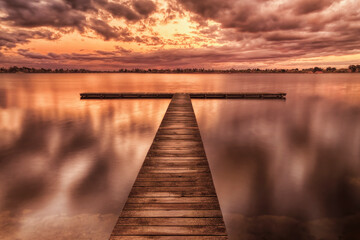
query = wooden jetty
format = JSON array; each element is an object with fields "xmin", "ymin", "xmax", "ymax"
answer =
[
  {"xmin": 80, "ymin": 92, "xmax": 286, "ymax": 99},
  {"xmin": 109, "ymin": 93, "xmax": 228, "ymax": 239},
  {"xmin": 80, "ymin": 91, "xmax": 286, "ymax": 239}
]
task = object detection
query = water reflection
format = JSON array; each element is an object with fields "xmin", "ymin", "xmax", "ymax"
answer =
[
  {"xmin": 0, "ymin": 76, "xmax": 169, "ymax": 239},
  {"xmin": 0, "ymin": 73, "xmax": 360, "ymax": 240},
  {"xmin": 193, "ymin": 97, "xmax": 360, "ymax": 240}
]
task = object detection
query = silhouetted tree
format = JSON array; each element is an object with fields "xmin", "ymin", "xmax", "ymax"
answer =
[
  {"xmin": 313, "ymin": 67, "xmax": 323, "ymax": 72},
  {"xmin": 349, "ymin": 65, "xmax": 357, "ymax": 72}
]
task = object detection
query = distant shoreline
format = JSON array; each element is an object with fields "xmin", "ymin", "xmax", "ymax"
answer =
[
  {"xmin": 1, "ymin": 71, "xmax": 359, "ymax": 74},
  {"xmin": 1, "ymin": 65, "xmax": 359, "ymax": 74},
  {"xmin": 1, "ymin": 72, "xmax": 359, "ymax": 74}
]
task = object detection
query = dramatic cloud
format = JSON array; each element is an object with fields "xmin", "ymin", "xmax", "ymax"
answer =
[
  {"xmin": 177, "ymin": 0, "xmax": 339, "ymax": 32},
  {"xmin": 176, "ymin": 0, "xmax": 360, "ymax": 61},
  {"xmin": 11, "ymin": 46, "xmax": 310, "ymax": 69},
  {"xmin": 89, "ymin": 19, "xmax": 125, "ymax": 40},
  {"xmin": 0, "ymin": 0, "xmax": 359, "ymax": 68},
  {"xmin": 294, "ymin": 0, "xmax": 336, "ymax": 15},
  {"xmin": 105, "ymin": 0, "xmax": 157, "ymax": 21},
  {"xmin": 105, "ymin": 2, "xmax": 141, "ymax": 21},
  {"xmin": 64, "ymin": 0, "xmax": 105, "ymax": 12},
  {"xmin": 133, "ymin": 0, "xmax": 157, "ymax": 16},
  {"xmin": 0, "ymin": 0, "xmax": 86, "ymax": 29},
  {"xmin": 0, "ymin": 29, "xmax": 61, "ymax": 50},
  {"xmin": 17, "ymin": 49, "xmax": 53, "ymax": 60}
]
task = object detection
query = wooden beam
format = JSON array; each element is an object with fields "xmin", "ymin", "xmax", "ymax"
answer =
[{"xmin": 80, "ymin": 92, "xmax": 286, "ymax": 99}]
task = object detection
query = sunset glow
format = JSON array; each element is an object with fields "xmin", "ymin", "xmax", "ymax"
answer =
[{"xmin": 0, "ymin": 0, "xmax": 360, "ymax": 69}]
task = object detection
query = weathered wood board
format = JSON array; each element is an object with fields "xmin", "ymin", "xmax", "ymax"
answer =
[{"xmin": 109, "ymin": 93, "xmax": 228, "ymax": 239}]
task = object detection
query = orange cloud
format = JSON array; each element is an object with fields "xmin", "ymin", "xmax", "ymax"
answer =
[{"xmin": 0, "ymin": 0, "xmax": 359, "ymax": 69}]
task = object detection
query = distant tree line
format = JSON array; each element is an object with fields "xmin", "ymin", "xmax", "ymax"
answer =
[
  {"xmin": 0, "ymin": 66, "xmax": 96, "ymax": 73},
  {"xmin": 1, "ymin": 65, "xmax": 359, "ymax": 73}
]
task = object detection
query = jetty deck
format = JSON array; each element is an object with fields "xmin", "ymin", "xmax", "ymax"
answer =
[
  {"xmin": 80, "ymin": 92, "xmax": 286, "ymax": 99},
  {"xmin": 109, "ymin": 93, "xmax": 228, "ymax": 239}
]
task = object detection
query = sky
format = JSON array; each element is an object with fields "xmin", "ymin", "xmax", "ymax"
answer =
[{"xmin": 0, "ymin": 0, "xmax": 359, "ymax": 70}]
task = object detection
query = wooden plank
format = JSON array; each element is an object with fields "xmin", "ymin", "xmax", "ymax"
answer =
[
  {"xmin": 135, "ymin": 177, "xmax": 213, "ymax": 182},
  {"xmin": 126, "ymin": 197, "xmax": 219, "ymax": 204},
  {"xmin": 149, "ymin": 149, "xmax": 204, "ymax": 153},
  {"xmin": 115, "ymin": 217, "xmax": 225, "ymax": 226},
  {"xmin": 123, "ymin": 203, "xmax": 220, "ymax": 210},
  {"xmin": 143, "ymin": 161, "xmax": 208, "ymax": 167},
  {"xmin": 129, "ymin": 191, "xmax": 216, "ymax": 198},
  {"xmin": 137, "ymin": 173, "xmax": 213, "ymax": 178},
  {"xmin": 149, "ymin": 148, "xmax": 205, "ymax": 152},
  {"xmin": 139, "ymin": 168, "xmax": 211, "ymax": 174},
  {"xmin": 157, "ymin": 128, "xmax": 198, "ymax": 132},
  {"xmin": 159, "ymin": 124, "xmax": 198, "ymax": 128},
  {"xmin": 110, "ymin": 236, "xmax": 228, "ymax": 240},
  {"xmin": 143, "ymin": 162, "xmax": 208, "ymax": 167},
  {"xmin": 131, "ymin": 186, "xmax": 216, "ymax": 192},
  {"xmin": 154, "ymin": 136, "xmax": 202, "ymax": 140},
  {"xmin": 109, "ymin": 93, "xmax": 227, "ymax": 239},
  {"xmin": 145, "ymin": 156, "xmax": 207, "ymax": 160},
  {"xmin": 120, "ymin": 210, "xmax": 223, "ymax": 218},
  {"xmin": 151, "ymin": 142, "xmax": 203, "ymax": 147},
  {"xmin": 133, "ymin": 181, "xmax": 213, "ymax": 187},
  {"xmin": 112, "ymin": 225, "xmax": 227, "ymax": 236}
]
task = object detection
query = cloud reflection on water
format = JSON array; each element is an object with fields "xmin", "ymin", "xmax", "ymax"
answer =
[
  {"xmin": 0, "ymin": 82, "xmax": 169, "ymax": 239},
  {"xmin": 193, "ymin": 97, "xmax": 360, "ymax": 239}
]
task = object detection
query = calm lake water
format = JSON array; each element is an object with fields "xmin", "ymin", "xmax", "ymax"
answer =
[{"xmin": 0, "ymin": 73, "xmax": 359, "ymax": 240}]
